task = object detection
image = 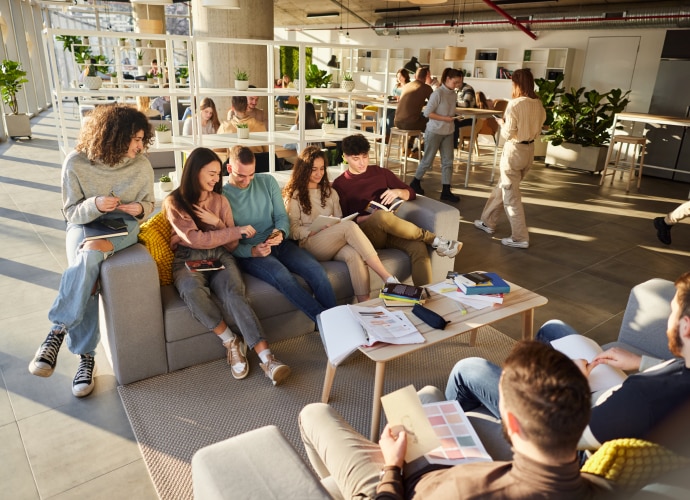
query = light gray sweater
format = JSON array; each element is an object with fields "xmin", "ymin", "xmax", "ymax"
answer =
[{"xmin": 61, "ymin": 150, "xmax": 155, "ymax": 225}]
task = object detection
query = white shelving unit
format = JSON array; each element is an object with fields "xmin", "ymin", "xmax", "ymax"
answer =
[
  {"xmin": 45, "ymin": 28, "xmax": 392, "ymax": 172},
  {"xmin": 522, "ymin": 48, "xmax": 574, "ymax": 88}
]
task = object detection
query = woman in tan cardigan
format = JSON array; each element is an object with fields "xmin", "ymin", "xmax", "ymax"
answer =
[{"xmin": 283, "ymin": 147, "xmax": 398, "ymax": 302}]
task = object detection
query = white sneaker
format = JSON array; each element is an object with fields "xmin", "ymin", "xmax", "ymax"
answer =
[
  {"xmin": 260, "ymin": 355, "xmax": 291, "ymax": 386},
  {"xmin": 501, "ymin": 237, "xmax": 529, "ymax": 249},
  {"xmin": 474, "ymin": 220, "xmax": 495, "ymax": 234},
  {"xmin": 223, "ymin": 336, "xmax": 249, "ymax": 379},
  {"xmin": 433, "ymin": 237, "xmax": 463, "ymax": 258}
]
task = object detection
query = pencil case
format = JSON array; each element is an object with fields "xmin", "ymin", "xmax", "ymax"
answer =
[{"xmin": 411, "ymin": 304, "xmax": 449, "ymax": 330}]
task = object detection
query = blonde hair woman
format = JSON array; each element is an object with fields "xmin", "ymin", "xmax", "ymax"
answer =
[{"xmin": 136, "ymin": 96, "xmax": 161, "ymax": 119}]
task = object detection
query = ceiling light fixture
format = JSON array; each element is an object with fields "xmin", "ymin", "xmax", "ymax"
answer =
[
  {"xmin": 374, "ymin": 7, "xmax": 421, "ymax": 14},
  {"xmin": 306, "ymin": 12, "xmax": 340, "ymax": 19}
]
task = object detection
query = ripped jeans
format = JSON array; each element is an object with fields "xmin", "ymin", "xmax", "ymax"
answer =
[{"xmin": 48, "ymin": 214, "xmax": 140, "ymax": 356}]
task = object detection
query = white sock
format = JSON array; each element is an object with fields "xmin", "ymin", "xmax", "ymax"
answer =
[
  {"xmin": 258, "ymin": 348, "xmax": 272, "ymax": 364},
  {"xmin": 218, "ymin": 327, "xmax": 234, "ymax": 343}
]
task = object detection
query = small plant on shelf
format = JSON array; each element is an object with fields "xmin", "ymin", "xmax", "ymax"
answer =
[
  {"xmin": 235, "ymin": 123, "xmax": 249, "ymax": 129},
  {"xmin": 176, "ymin": 67, "xmax": 189, "ymax": 79},
  {"xmin": 137, "ymin": 51, "xmax": 144, "ymax": 62},
  {"xmin": 118, "ymin": 38, "xmax": 126, "ymax": 47},
  {"xmin": 235, "ymin": 122, "xmax": 250, "ymax": 138},
  {"xmin": 159, "ymin": 174, "xmax": 171, "ymax": 182},
  {"xmin": 234, "ymin": 69, "xmax": 248, "ymax": 81},
  {"xmin": 342, "ymin": 72, "xmax": 353, "ymax": 81},
  {"xmin": 159, "ymin": 174, "xmax": 173, "ymax": 191},
  {"xmin": 156, "ymin": 123, "xmax": 170, "ymax": 132}
]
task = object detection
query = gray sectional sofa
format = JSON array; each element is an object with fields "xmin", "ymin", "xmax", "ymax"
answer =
[{"xmin": 98, "ymin": 195, "xmax": 460, "ymax": 385}]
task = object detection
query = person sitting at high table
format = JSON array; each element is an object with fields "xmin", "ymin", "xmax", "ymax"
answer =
[
  {"xmin": 299, "ymin": 340, "xmax": 607, "ymax": 499},
  {"xmin": 394, "ymin": 67, "xmax": 432, "ymax": 134},
  {"xmin": 283, "ymin": 146, "xmax": 399, "ymax": 303},
  {"xmin": 222, "ymin": 146, "xmax": 337, "ymax": 333},
  {"xmin": 331, "ymin": 134, "xmax": 462, "ymax": 287},
  {"xmin": 164, "ymin": 147, "xmax": 290, "ymax": 385},
  {"xmin": 445, "ymin": 271, "xmax": 690, "ymax": 455}
]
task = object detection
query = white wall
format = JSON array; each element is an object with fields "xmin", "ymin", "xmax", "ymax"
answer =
[{"xmin": 275, "ymin": 26, "xmax": 666, "ymax": 114}]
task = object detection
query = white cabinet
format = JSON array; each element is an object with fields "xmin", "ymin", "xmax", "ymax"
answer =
[{"xmin": 522, "ymin": 48, "xmax": 574, "ymax": 88}]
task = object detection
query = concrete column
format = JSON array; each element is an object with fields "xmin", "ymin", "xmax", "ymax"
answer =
[{"xmin": 191, "ymin": 0, "xmax": 273, "ymax": 119}]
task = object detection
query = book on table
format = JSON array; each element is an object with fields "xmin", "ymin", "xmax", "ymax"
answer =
[
  {"xmin": 185, "ymin": 258, "xmax": 226, "ymax": 272},
  {"xmin": 381, "ymin": 385, "xmax": 493, "ymax": 465},
  {"xmin": 549, "ymin": 334, "xmax": 627, "ymax": 394},
  {"xmin": 82, "ymin": 217, "xmax": 128, "ymax": 241},
  {"xmin": 364, "ymin": 197, "xmax": 405, "ymax": 215},
  {"xmin": 317, "ymin": 305, "xmax": 425, "ymax": 366},
  {"xmin": 379, "ymin": 283, "xmax": 426, "ymax": 305},
  {"xmin": 453, "ymin": 272, "xmax": 510, "ymax": 295},
  {"xmin": 309, "ymin": 212, "xmax": 358, "ymax": 234}
]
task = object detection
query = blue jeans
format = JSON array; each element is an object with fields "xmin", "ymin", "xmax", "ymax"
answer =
[
  {"xmin": 173, "ymin": 246, "xmax": 265, "ymax": 349},
  {"xmin": 445, "ymin": 357, "xmax": 502, "ymax": 418},
  {"xmin": 444, "ymin": 320, "xmax": 574, "ymax": 418},
  {"xmin": 414, "ymin": 130, "xmax": 455, "ymax": 185},
  {"xmin": 236, "ymin": 240, "xmax": 337, "ymax": 323},
  {"xmin": 48, "ymin": 214, "xmax": 141, "ymax": 356}
]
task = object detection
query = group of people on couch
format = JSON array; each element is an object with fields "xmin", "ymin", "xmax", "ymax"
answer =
[{"xmin": 28, "ymin": 103, "xmax": 461, "ymax": 396}]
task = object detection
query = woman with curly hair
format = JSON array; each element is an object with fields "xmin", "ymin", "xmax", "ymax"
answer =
[
  {"xmin": 183, "ymin": 97, "xmax": 221, "ymax": 136},
  {"xmin": 283, "ymin": 146, "xmax": 398, "ymax": 303},
  {"xmin": 28, "ymin": 104, "xmax": 155, "ymax": 397},
  {"xmin": 163, "ymin": 147, "xmax": 290, "ymax": 385}
]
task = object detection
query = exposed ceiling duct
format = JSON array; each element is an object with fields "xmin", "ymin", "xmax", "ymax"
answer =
[{"xmin": 373, "ymin": 5, "xmax": 690, "ymax": 36}]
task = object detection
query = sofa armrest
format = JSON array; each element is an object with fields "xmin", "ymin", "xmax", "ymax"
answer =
[
  {"xmin": 606, "ymin": 278, "xmax": 675, "ymax": 361},
  {"xmin": 396, "ymin": 195, "xmax": 460, "ymax": 283},
  {"xmin": 192, "ymin": 425, "xmax": 332, "ymax": 499},
  {"xmin": 99, "ymin": 243, "xmax": 168, "ymax": 385}
]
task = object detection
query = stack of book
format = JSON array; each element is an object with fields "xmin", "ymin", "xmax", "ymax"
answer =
[
  {"xmin": 451, "ymin": 272, "xmax": 510, "ymax": 308},
  {"xmin": 379, "ymin": 283, "xmax": 426, "ymax": 307}
]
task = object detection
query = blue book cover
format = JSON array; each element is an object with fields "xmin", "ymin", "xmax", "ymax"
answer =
[{"xmin": 454, "ymin": 272, "xmax": 510, "ymax": 295}]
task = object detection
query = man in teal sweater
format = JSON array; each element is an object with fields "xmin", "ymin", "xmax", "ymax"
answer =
[{"xmin": 222, "ymin": 146, "xmax": 337, "ymax": 325}]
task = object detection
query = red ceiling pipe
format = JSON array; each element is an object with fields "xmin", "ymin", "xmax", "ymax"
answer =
[{"xmin": 482, "ymin": 0, "xmax": 538, "ymax": 40}]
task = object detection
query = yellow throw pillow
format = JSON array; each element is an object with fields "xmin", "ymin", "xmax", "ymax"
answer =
[
  {"xmin": 582, "ymin": 438, "xmax": 690, "ymax": 491},
  {"xmin": 138, "ymin": 211, "xmax": 174, "ymax": 286}
]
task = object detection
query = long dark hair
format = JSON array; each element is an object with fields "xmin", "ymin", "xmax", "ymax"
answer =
[
  {"xmin": 282, "ymin": 146, "xmax": 330, "ymax": 215},
  {"xmin": 511, "ymin": 69, "xmax": 538, "ymax": 99},
  {"xmin": 170, "ymin": 147, "xmax": 222, "ymax": 230},
  {"xmin": 296, "ymin": 102, "xmax": 321, "ymax": 130}
]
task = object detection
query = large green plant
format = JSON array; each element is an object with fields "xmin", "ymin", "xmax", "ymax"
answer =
[
  {"xmin": 304, "ymin": 63, "xmax": 332, "ymax": 89},
  {"xmin": 535, "ymin": 73, "xmax": 565, "ymax": 130},
  {"xmin": 545, "ymin": 86, "xmax": 631, "ymax": 148},
  {"xmin": 0, "ymin": 59, "xmax": 29, "ymax": 115}
]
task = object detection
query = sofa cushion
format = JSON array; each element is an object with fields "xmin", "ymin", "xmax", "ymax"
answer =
[{"xmin": 138, "ymin": 212, "xmax": 174, "ymax": 286}]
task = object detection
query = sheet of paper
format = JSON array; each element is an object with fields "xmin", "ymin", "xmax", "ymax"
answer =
[{"xmin": 381, "ymin": 385, "xmax": 441, "ymax": 462}]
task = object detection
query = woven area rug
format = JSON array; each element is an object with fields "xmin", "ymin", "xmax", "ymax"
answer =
[{"xmin": 118, "ymin": 325, "xmax": 516, "ymax": 500}]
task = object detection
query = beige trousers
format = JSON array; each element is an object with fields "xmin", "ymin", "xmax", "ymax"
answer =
[
  {"xmin": 480, "ymin": 142, "xmax": 533, "ymax": 243},
  {"xmin": 302, "ymin": 221, "xmax": 378, "ymax": 297},
  {"xmin": 665, "ymin": 200, "xmax": 690, "ymax": 225}
]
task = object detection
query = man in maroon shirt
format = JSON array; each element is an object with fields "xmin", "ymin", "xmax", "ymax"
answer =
[{"xmin": 332, "ymin": 134, "xmax": 461, "ymax": 286}]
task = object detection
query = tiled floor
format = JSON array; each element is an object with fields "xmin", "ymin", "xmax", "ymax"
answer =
[{"xmin": 1, "ymin": 108, "xmax": 689, "ymax": 498}]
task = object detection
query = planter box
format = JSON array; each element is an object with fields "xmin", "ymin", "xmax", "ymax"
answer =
[
  {"xmin": 545, "ymin": 142, "xmax": 608, "ymax": 173},
  {"xmin": 4, "ymin": 114, "xmax": 31, "ymax": 139}
]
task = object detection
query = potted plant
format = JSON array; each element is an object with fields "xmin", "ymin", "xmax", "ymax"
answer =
[
  {"xmin": 236, "ymin": 122, "xmax": 250, "ymax": 139},
  {"xmin": 159, "ymin": 174, "xmax": 173, "ymax": 192},
  {"xmin": 305, "ymin": 63, "xmax": 333, "ymax": 90},
  {"xmin": 155, "ymin": 123, "xmax": 172, "ymax": 144},
  {"xmin": 534, "ymin": 74, "xmax": 565, "ymax": 158},
  {"xmin": 545, "ymin": 86, "xmax": 631, "ymax": 172},
  {"xmin": 134, "ymin": 38, "xmax": 142, "ymax": 48},
  {"xmin": 82, "ymin": 61, "xmax": 103, "ymax": 90},
  {"xmin": 321, "ymin": 116, "xmax": 335, "ymax": 134},
  {"xmin": 146, "ymin": 71, "xmax": 155, "ymax": 85},
  {"xmin": 137, "ymin": 51, "xmax": 145, "ymax": 76},
  {"xmin": 177, "ymin": 67, "xmax": 189, "ymax": 85},
  {"xmin": 234, "ymin": 69, "xmax": 249, "ymax": 91},
  {"xmin": 109, "ymin": 71, "xmax": 119, "ymax": 85},
  {"xmin": 340, "ymin": 152, "xmax": 349, "ymax": 172},
  {"xmin": 0, "ymin": 59, "xmax": 31, "ymax": 139},
  {"xmin": 118, "ymin": 38, "xmax": 126, "ymax": 47},
  {"xmin": 341, "ymin": 72, "xmax": 355, "ymax": 92}
]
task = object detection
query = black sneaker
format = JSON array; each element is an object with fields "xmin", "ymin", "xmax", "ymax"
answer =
[
  {"xmin": 654, "ymin": 217, "xmax": 672, "ymax": 245},
  {"xmin": 72, "ymin": 355, "xmax": 96, "ymax": 397},
  {"xmin": 440, "ymin": 190, "xmax": 460, "ymax": 203},
  {"xmin": 29, "ymin": 326, "xmax": 66, "ymax": 377},
  {"xmin": 409, "ymin": 178, "xmax": 424, "ymax": 195}
]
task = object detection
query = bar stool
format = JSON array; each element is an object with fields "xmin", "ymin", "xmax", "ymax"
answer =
[
  {"xmin": 600, "ymin": 135, "xmax": 647, "ymax": 192},
  {"xmin": 385, "ymin": 127, "xmax": 422, "ymax": 180}
]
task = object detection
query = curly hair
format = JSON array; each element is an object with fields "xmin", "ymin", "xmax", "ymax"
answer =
[
  {"xmin": 170, "ymin": 147, "xmax": 223, "ymax": 231},
  {"xmin": 282, "ymin": 146, "xmax": 330, "ymax": 216},
  {"xmin": 76, "ymin": 105, "xmax": 153, "ymax": 166}
]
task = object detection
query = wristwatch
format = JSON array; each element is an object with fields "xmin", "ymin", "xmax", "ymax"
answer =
[{"xmin": 379, "ymin": 465, "xmax": 402, "ymax": 480}]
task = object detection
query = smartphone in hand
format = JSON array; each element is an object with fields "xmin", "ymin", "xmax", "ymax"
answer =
[{"xmin": 264, "ymin": 228, "xmax": 281, "ymax": 243}]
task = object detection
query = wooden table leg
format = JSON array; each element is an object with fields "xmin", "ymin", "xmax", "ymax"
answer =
[
  {"xmin": 321, "ymin": 361, "xmax": 337, "ymax": 403},
  {"xmin": 468, "ymin": 328, "xmax": 478, "ymax": 346},
  {"xmin": 370, "ymin": 361, "xmax": 387, "ymax": 442},
  {"xmin": 522, "ymin": 308, "xmax": 535, "ymax": 340}
]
